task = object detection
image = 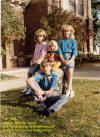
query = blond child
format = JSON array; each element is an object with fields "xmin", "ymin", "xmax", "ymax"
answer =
[
  {"xmin": 58, "ymin": 25, "xmax": 77, "ymax": 98},
  {"xmin": 46, "ymin": 40, "xmax": 61, "ymax": 71}
]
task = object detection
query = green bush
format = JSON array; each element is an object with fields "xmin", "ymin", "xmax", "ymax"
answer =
[
  {"xmin": 0, "ymin": 73, "xmax": 16, "ymax": 81},
  {"xmin": 1, "ymin": 0, "xmax": 25, "ymax": 42},
  {"xmin": 75, "ymin": 55, "xmax": 100, "ymax": 65},
  {"xmin": 1, "ymin": 0, "xmax": 25, "ymax": 55}
]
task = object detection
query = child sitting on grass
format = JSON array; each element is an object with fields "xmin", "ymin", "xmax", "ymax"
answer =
[{"xmin": 26, "ymin": 60, "xmax": 68, "ymax": 117}]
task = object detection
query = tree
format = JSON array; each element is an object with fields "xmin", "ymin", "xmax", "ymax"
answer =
[
  {"xmin": 40, "ymin": 9, "xmax": 91, "ymax": 49},
  {"xmin": 1, "ymin": 0, "xmax": 25, "ymax": 67},
  {"xmin": 91, "ymin": 0, "xmax": 100, "ymax": 49}
]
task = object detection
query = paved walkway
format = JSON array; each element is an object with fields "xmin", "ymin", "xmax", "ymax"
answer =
[
  {"xmin": 0, "ymin": 64, "xmax": 100, "ymax": 91},
  {"xmin": 0, "ymin": 68, "xmax": 29, "ymax": 92},
  {"xmin": 74, "ymin": 63, "xmax": 100, "ymax": 80}
]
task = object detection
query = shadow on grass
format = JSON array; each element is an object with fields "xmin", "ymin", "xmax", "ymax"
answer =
[
  {"xmin": 0, "ymin": 80, "xmax": 100, "ymax": 137},
  {"xmin": 1, "ymin": 88, "xmax": 36, "ymax": 110},
  {"xmin": 92, "ymin": 91, "xmax": 100, "ymax": 94}
]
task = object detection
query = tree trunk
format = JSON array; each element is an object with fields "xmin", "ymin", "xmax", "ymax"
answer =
[
  {"xmin": 0, "ymin": 47, "xmax": 3, "ymax": 69},
  {"xmin": 5, "ymin": 41, "xmax": 11, "ymax": 68}
]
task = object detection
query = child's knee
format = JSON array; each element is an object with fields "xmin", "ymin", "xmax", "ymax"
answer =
[
  {"xmin": 28, "ymin": 73, "xmax": 32, "ymax": 78},
  {"xmin": 68, "ymin": 69, "xmax": 73, "ymax": 75},
  {"xmin": 26, "ymin": 77, "xmax": 33, "ymax": 84}
]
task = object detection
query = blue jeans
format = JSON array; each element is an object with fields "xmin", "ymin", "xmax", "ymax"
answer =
[
  {"xmin": 43, "ymin": 93, "xmax": 68, "ymax": 112},
  {"xmin": 34, "ymin": 90, "xmax": 68, "ymax": 112},
  {"xmin": 28, "ymin": 63, "xmax": 40, "ymax": 75}
]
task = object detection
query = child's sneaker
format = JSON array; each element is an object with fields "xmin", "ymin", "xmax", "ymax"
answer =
[
  {"xmin": 21, "ymin": 89, "xmax": 27, "ymax": 93},
  {"xmin": 25, "ymin": 88, "xmax": 32, "ymax": 95},
  {"xmin": 35, "ymin": 103, "xmax": 46, "ymax": 115},
  {"xmin": 69, "ymin": 90, "xmax": 74, "ymax": 99},
  {"xmin": 65, "ymin": 90, "xmax": 70, "ymax": 98},
  {"xmin": 43, "ymin": 109, "xmax": 50, "ymax": 117}
]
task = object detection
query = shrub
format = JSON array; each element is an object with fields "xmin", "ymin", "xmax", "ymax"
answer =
[
  {"xmin": 1, "ymin": 0, "xmax": 25, "ymax": 50},
  {"xmin": 40, "ymin": 9, "xmax": 92, "ymax": 48},
  {"xmin": 0, "ymin": 73, "xmax": 16, "ymax": 80}
]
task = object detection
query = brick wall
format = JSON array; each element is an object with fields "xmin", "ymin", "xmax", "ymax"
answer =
[
  {"xmin": 24, "ymin": 0, "xmax": 47, "ymax": 65},
  {"xmin": 12, "ymin": 0, "xmax": 47, "ymax": 66}
]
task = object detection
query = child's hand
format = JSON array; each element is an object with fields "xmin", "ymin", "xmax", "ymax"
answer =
[
  {"xmin": 38, "ymin": 90, "xmax": 45, "ymax": 96},
  {"xmin": 37, "ymin": 90, "xmax": 45, "ymax": 102},
  {"xmin": 41, "ymin": 50, "xmax": 46, "ymax": 55},
  {"xmin": 36, "ymin": 53, "xmax": 46, "ymax": 63},
  {"xmin": 38, "ymin": 95, "xmax": 43, "ymax": 102},
  {"xmin": 30, "ymin": 60, "xmax": 35, "ymax": 66},
  {"xmin": 63, "ymin": 60, "xmax": 70, "ymax": 66}
]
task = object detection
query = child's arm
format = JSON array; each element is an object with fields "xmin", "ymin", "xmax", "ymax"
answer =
[
  {"xmin": 27, "ymin": 76, "xmax": 45, "ymax": 102},
  {"xmin": 59, "ymin": 54, "xmax": 75, "ymax": 66},
  {"xmin": 43, "ymin": 88, "xmax": 55, "ymax": 96},
  {"xmin": 36, "ymin": 44, "xmax": 48, "ymax": 63},
  {"xmin": 59, "ymin": 54, "xmax": 66, "ymax": 64},
  {"xmin": 44, "ymin": 74, "xmax": 58, "ymax": 96},
  {"xmin": 65, "ymin": 55, "xmax": 75, "ymax": 65},
  {"xmin": 36, "ymin": 52, "xmax": 46, "ymax": 63},
  {"xmin": 69, "ymin": 55, "xmax": 75, "ymax": 62},
  {"xmin": 30, "ymin": 52, "xmax": 46, "ymax": 66},
  {"xmin": 30, "ymin": 57, "xmax": 35, "ymax": 66}
]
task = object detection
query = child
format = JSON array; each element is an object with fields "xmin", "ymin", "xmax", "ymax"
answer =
[
  {"xmin": 58, "ymin": 25, "xmax": 77, "ymax": 98},
  {"xmin": 22, "ymin": 29, "xmax": 48, "ymax": 94},
  {"xmin": 27, "ymin": 60, "xmax": 68, "ymax": 116},
  {"xmin": 46, "ymin": 40, "xmax": 61, "ymax": 71}
]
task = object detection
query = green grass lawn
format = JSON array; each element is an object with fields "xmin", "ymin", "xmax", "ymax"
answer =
[{"xmin": 0, "ymin": 79, "xmax": 100, "ymax": 137}]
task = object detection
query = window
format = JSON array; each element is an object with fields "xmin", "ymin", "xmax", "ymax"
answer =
[
  {"xmin": 69, "ymin": 0, "xmax": 74, "ymax": 12},
  {"xmin": 97, "ymin": 11, "xmax": 100, "ymax": 19},
  {"xmin": 78, "ymin": 0, "xmax": 82, "ymax": 15}
]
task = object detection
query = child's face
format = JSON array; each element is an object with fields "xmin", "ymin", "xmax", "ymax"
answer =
[
  {"xmin": 49, "ymin": 45, "xmax": 56, "ymax": 52},
  {"xmin": 43, "ymin": 64, "xmax": 52, "ymax": 75},
  {"xmin": 63, "ymin": 29, "xmax": 71, "ymax": 38},
  {"xmin": 37, "ymin": 35, "xmax": 44, "ymax": 43}
]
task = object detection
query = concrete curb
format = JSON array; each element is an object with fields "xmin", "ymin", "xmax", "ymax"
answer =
[{"xmin": 1, "ymin": 68, "xmax": 29, "ymax": 75}]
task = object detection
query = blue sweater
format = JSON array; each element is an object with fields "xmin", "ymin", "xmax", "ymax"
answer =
[{"xmin": 57, "ymin": 38, "xmax": 77, "ymax": 56}]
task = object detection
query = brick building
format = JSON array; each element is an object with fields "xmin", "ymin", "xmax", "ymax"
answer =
[{"xmin": 0, "ymin": 0, "xmax": 93, "ymax": 69}]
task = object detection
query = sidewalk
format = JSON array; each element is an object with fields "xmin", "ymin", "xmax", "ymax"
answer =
[
  {"xmin": 0, "ymin": 68, "xmax": 29, "ymax": 92},
  {"xmin": 74, "ymin": 63, "xmax": 100, "ymax": 80},
  {"xmin": 0, "ymin": 64, "xmax": 100, "ymax": 91}
]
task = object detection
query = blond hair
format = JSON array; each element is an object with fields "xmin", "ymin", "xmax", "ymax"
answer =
[
  {"xmin": 48, "ymin": 40, "xmax": 58, "ymax": 52},
  {"xmin": 34, "ymin": 29, "xmax": 46, "ymax": 43},
  {"xmin": 62, "ymin": 25, "xmax": 75, "ymax": 39}
]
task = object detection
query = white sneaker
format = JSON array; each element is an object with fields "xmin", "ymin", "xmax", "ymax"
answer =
[
  {"xmin": 65, "ymin": 91, "xmax": 70, "ymax": 98},
  {"xmin": 25, "ymin": 89, "xmax": 32, "ymax": 95},
  {"xmin": 69, "ymin": 90, "xmax": 75, "ymax": 99},
  {"xmin": 21, "ymin": 89, "xmax": 27, "ymax": 93}
]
